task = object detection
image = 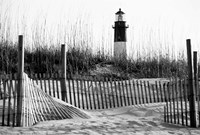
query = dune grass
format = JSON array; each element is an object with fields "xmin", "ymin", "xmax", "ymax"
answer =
[{"xmin": 0, "ymin": 40, "xmax": 190, "ymax": 79}]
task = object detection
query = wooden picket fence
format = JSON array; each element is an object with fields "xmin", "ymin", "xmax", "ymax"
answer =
[
  {"xmin": 3, "ymin": 73, "xmax": 200, "ymax": 127},
  {"xmin": 28, "ymin": 73, "xmax": 169, "ymax": 110},
  {"xmin": 1, "ymin": 73, "xmax": 170, "ymax": 126},
  {"xmin": 163, "ymin": 79, "xmax": 200, "ymax": 127}
]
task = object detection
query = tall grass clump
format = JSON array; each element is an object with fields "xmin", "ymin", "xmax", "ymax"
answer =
[
  {"xmin": 109, "ymin": 53, "xmax": 188, "ymax": 79},
  {"xmin": 0, "ymin": 41, "xmax": 195, "ymax": 79}
]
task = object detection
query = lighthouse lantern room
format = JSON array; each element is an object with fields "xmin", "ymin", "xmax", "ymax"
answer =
[{"xmin": 113, "ymin": 8, "xmax": 128, "ymax": 58}]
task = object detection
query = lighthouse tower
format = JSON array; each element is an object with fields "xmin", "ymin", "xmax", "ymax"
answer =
[{"xmin": 113, "ymin": 8, "xmax": 128, "ymax": 58}]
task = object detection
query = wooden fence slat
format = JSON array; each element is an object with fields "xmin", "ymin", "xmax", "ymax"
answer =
[
  {"xmin": 52, "ymin": 74, "xmax": 56, "ymax": 98},
  {"xmin": 2, "ymin": 79, "xmax": 7, "ymax": 126},
  {"xmin": 86, "ymin": 80, "xmax": 92, "ymax": 109},
  {"xmin": 101, "ymin": 78, "xmax": 106, "ymax": 109},
  {"xmin": 172, "ymin": 79, "xmax": 176, "ymax": 124},
  {"xmin": 114, "ymin": 78, "xmax": 119, "ymax": 107},
  {"xmin": 12, "ymin": 78, "xmax": 17, "ymax": 127},
  {"xmin": 37, "ymin": 74, "xmax": 41, "ymax": 91},
  {"xmin": 47, "ymin": 74, "xmax": 51, "ymax": 97},
  {"xmin": 55, "ymin": 73, "xmax": 60, "ymax": 99},
  {"xmin": 151, "ymin": 83, "xmax": 156, "ymax": 103},
  {"xmin": 100, "ymin": 78, "xmax": 105, "ymax": 109},
  {"xmin": 159, "ymin": 81, "xmax": 164, "ymax": 102},
  {"xmin": 143, "ymin": 81, "xmax": 148, "ymax": 104},
  {"xmin": 76, "ymin": 79, "xmax": 80, "ymax": 109},
  {"xmin": 110, "ymin": 78, "xmax": 116, "ymax": 108},
  {"xmin": 67, "ymin": 75, "xmax": 72, "ymax": 104},
  {"xmin": 105, "ymin": 78, "xmax": 110, "ymax": 109},
  {"xmin": 104, "ymin": 78, "xmax": 108, "ymax": 109},
  {"xmin": 136, "ymin": 80, "xmax": 141, "ymax": 104},
  {"xmin": 128, "ymin": 79, "xmax": 133, "ymax": 105},
  {"xmin": 140, "ymin": 81, "xmax": 145, "ymax": 104},
  {"xmin": 164, "ymin": 83, "xmax": 169, "ymax": 123},
  {"xmin": 91, "ymin": 78, "xmax": 96, "ymax": 109},
  {"xmin": 184, "ymin": 78, "xmax": 188, "ymax": 126},
  {"xmin": 125, "ymin": 80, "xmax": 130, "ymax": 106},
  {"xmin": 83, "ymin": 80, "xmax": 89, "ymax": 109},
  {"xmin": 43, "ymin": 73, "xmax": 47, "ymax": 95},
  {"xmin": 155, "ymin": 81, "xmax": 160, "ymax": 103},
  {"xmin": 105, "ymin": 78, "xmax": 110, "ymax": 108},
  {"xmin": 93, "ymin": 77, "xmax": 99, "ymax": 109},
  {"xmin": 118, "ymin": 79, "xmax": 122, "ymax": 107},
  {"xmin": 179, "ymin": 80, "xmax": 184, "ymax": 125},
  {"xmin": 168, "ymin": 81, "xmax": 173, "ymax": 123},
  {"xmin": 80, "ymin": 79, "xmax": 84, "ymax": 109},
  {"xmin": 147, "ymin": 81, "xmax": 152, "ymax": 103},
  {"xmin": 176, "ymin": 79, "xmax": 180, "ymax": 124},
  {"xmin": 7, "ymin": 79, "xmax": 12, "ymax": 126},
  {"xmin": 72, "ymin": 78, "xmax": 76, "ymax": 107},
  {"xmin": 121, "ymin": 79, "xmax": 126, "ymax": 106},
  {"xmin": 132, "ymin": 80, "xmax": 137, "ymax": 105}
]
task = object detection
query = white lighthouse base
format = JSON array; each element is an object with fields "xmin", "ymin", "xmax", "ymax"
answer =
[{"xmin": 114, "ymin": 42, "xmax": 126, "ymax": 58}]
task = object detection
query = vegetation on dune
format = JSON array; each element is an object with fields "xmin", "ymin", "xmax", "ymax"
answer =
[
  {"xmin": 0, "ymin": 41, "xmax": 190, "ymax": 79},
  {"xmin": 0, "ymin": 2, "xmax": 192, "ymax": 79}
]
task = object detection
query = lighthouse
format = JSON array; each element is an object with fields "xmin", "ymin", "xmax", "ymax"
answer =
[{"xmin": 113, "ymin": 8, "xmax": 128, "ymax": 58}]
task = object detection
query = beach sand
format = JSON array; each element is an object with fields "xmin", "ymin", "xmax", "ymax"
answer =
[{"xmin": 0, "ymin": 103, "xmax": 200, "ymax": 135}]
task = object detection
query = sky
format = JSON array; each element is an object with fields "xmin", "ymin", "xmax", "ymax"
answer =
[{"xmin": 0, "ymin": 0, "xmax": 200, "ymax": 58}]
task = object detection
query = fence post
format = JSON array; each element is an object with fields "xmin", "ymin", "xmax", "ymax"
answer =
[
  {"xmin": 193, "ymin": 51, "xmax": 198, "ymax": 98},
  {"xmin": 61, "ymin": 44, "xmax": 67, "ymax": 102},
  {"xmin": 186, "ymin": 39, "xmax": 197, "ymax": 127},
  {"xmin": 16, "ymin": 35, "xmax": 24, "ymax": 127}
]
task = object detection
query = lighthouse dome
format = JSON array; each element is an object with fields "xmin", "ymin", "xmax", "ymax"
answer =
[
  {"xmin": 115, "ymin": 8, "xmax": 125, "ymax": 15},
  {"xmin": 115, "ymin": 8, "xmax": 125, "ymax": 21}
]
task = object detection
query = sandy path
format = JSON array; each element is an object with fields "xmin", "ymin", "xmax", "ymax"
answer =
[{"xmin": 0, "ymin": 103, "xmax": 200, "ymax": 135}]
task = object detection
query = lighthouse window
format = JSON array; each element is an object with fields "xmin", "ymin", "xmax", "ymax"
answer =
[{"xmin": 118, "ymin": 14, "xmax": 123, "ymax": 21}]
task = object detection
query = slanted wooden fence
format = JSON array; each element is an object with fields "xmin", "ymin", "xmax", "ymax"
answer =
[{"xmin": 0, "ymin": 74, "xmax": 91, "ymax": 127}]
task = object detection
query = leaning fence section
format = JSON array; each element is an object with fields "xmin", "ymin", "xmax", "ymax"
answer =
[
  {"xmin": 30, "ymin": 73, "xmax": 62, "ymax": 100},
  {"xmin": 0, "ymin": 74, "xmax": 91, "ymax": 127}
]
